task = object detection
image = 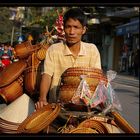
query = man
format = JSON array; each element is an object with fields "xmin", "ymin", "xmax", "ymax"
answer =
[{"xmin": 35, "ymin": 8, "xmax": 101, "ymax": 110}]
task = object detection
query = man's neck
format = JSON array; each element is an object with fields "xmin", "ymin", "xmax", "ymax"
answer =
[{"xmin": 67, "ymin": 41, "xmax": 81, "ymax": 56}]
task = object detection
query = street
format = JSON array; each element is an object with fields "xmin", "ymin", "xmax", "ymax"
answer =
[{"xmin": 111, "ymin": 75, "xmax": 139, "ymax": 133}]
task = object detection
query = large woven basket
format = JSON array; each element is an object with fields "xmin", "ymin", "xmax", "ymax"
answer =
[
  {"xmin": 61, "ymin": 67, "xmax": 106, "ymax": 85},
  {"xmin": 17, "ymin": 103, "xmax": 61, "ymax": 133},
  {"xmin": 61, "ymin": 75, "xmax": 107, "ymax": 87},
  {"xmin": 58, "ymin": 67, "xmax": 107, "ymax": 105},
  {"xmin": 62, "ymin": 67, "xmax": 103, "ymax": 74},
  {"xmin": 58, "ymin": 85, "xmax": 96, "ymax": 103}
]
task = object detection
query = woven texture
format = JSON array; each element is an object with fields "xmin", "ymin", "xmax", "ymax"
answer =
[
  {"xmin": 24, "ymin": 52, "xmax": 41, "ymax": 94},
  {"xmin": 69, "ymin": 127, "xmax": 98, "ymax": 133},
  {"xmin": 78, "ymin": 119, "xmax": 109, "ymax": 133},
  {"xmin": 14, "ymin": 41, "xmax": 40, "ymax": 59},
  {"xmin": 17, "ymin": 103, "xmax": 61, "ymax": 133},
  {"xmin": 58, "ymin": 67, "xmax": 108, "ymax": 104},
  {"xmin": 36, "ymin": 46, "xmax": 48, "ymax": 61},
  {"xmin": 111, "ymin": 111, "xmax": 136, "ymax": 133},
  {"xmin": 0, "ymin": 60, "xmax": 27, "ymax": 88},
  {"xmin": 0, "ymin": 76, "xmax": 23, "ymax": 103}
]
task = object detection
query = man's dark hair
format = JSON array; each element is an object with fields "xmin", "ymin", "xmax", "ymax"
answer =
[{"xmin": 63, "ymin": 8, "xmax": 87, "ymax": 27}]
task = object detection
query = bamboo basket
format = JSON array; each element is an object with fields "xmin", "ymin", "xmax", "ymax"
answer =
[
  {"xmin": 17, "ymin": 103, "xmax": 61, "ymax": 133},
  {"xmin": 69, "ymin": 127, "xmax": 98, "ymax": 133},
  {"xmin": 0, "ymin": 60, "xmax": 27, "ymax": 88},
  {"xmin": 58, "ymin": 67, "xmax": 107, "ymax": 105},
  {"xmin": 111, "ymin": 111, "xmax": 136, "ymax": 133}
]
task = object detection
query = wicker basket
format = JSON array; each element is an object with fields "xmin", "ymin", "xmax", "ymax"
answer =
[
  {"xmin": 24, "ymin": 52, "xmax": 41, "ymax": 94},
  {"xmin": 17, "ymin": 103, "xmax": 61, "ymax": 133},
  {"xmin": 58, "ymin": 67, "xmax": 108, "ymax": 105},
  {"xmin": 69, "ymin": 127, "xmax": 98, "ymax": 133},
  {"xmin": 0, "ymin": 60, "xmax": 27, "ymax": 88},
  {"xmin": 61, "ymin": 75, "xmax": 107, "ymax": 86},
  {"xmin": 61, "ymin": 67, "xmax": 106, "ymax": 85},
  {"xmin": 0, "ymin": 76, "xmax": 23, "ymax": 104},
  {"xmin": 78, "ymin": 119, "xmax": 109, "ymax": 133},
  {"xmin": 14, "ymin": 41, "xmax": 40, "ymax": 59},
  {"xmin": 62, "ymin": 67, "xmax": 103, "ymax": 74},
  {"xmin": 58, "ymin": 85, "xmax": 96, "ymax": 103},
  {"xmin": 36, "ymin": 46, "xmax": 48, "ymax": 61},
  {"xmin": 111, "ymin": 111, "xmax": 136, "ymax": 133}
]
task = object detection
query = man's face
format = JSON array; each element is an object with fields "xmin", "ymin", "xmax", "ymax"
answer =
[{"xmin": 64, "ymin": 18, "xmax": 86, "ymax": 45}]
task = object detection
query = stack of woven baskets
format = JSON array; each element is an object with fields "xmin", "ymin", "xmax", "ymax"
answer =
[{"xmin": 58, "ymin": 67, "xmax": 108, "ymax": 104}]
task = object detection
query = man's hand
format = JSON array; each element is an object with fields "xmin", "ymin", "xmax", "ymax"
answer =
[{"xmin": 35, "ymin": 99, "xmax": 48, "ymax": 110}]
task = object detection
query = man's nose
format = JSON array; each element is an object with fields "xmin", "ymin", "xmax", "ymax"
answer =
[{"xmin": 69, "ymin": 27, "xmax": 75, "ymax": 34}]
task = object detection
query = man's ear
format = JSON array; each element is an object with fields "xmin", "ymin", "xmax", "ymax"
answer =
[{"xmin": 82, "ymin": 26, "xmax": 87, "ymax": 34}]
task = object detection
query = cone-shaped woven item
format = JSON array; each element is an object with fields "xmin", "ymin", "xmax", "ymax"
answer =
[
  {"xmin": 0, "ymin": 94, "xmax": 35, "ymax": 123},
  {"xmin": 17, "ymin": 103, "xmax": 61, "ymax": 133}
]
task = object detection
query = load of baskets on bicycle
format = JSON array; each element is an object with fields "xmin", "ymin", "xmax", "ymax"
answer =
[{"xmin": 0, "ymin": 25, "xmax": 136, "ymax": 134}]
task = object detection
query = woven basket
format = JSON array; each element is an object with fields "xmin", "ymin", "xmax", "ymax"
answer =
[
  {"xmin": 89, "ymin": 115, "xmax": 120, "ymax": 133},
  {"xmin": 78, "ymin": 119, "xmax": 110, "ymax": 133},
  {"xmin": 36, "ymin": 45, "xmax": 49, "ymax": 61},
  {"xmin": 62, "ymin": 67, "xmax": 103, "ymax": 74},
  {"xmin": 14, "ymin": 41, "xmax": 40, "ymax": 59},
  {"xmin": 111, "ymin": 111, "xmax": 136, "ymax": 133},
  {"xmin": 61, "ymin": 75, "xmax": 107, "ymax": 86},
  {"xmin": 24, "ymin": 52, "xmax": 41, "ymax": 94},
  {"xmin": 58, "ymin": 85, "xmax": 96, "ymax": 103},
  {"xmin": 69, "ymin": 127, "xmax": 98, "ymax": 133},
  {"xmin": 17, "ymin": 103, "xmax": 61, "ymax": 133},
  {"xmin": 58, "ymin": 67, "xmax": 108, "ymax": 105},
  {"xmin": 61, "ymin": 67, "xmax": 106, "ymax": 85},
  {"xmin": 0, "ymin": 60, "xmax": 27, "ymax": 88},
  {"xmin": 0, "ymin": 76, "xmax": 23, "ymax": 104}
]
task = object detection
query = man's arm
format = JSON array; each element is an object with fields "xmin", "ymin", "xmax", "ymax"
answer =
[{"xmin": 35, "ymin": 73, "xmax": 52, "ymax": 110}]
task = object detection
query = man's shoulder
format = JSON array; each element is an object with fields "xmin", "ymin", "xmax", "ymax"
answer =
[
  {"xmin": 49, "ymin": 42, "xmax": 64, "ymax": 48},
  {"xmin": 82, "ymin": 41, "xmax": 97, "ymax": 48}
]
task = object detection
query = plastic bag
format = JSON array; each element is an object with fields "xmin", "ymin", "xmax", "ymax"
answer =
[
  {"xmin": 107, "ymin": 70, "xmax": 117, "ymax": 82},
  {"xmin": 90, "ymin": 80, "xmax": 107, "ymax": 108},
  {"xmin": 102, "ymin": 70, "xmax": 122, "ymax": 114},
  {"xmin": 71, "ymin": 75, "xmax": 92, "ymax": 105}
]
